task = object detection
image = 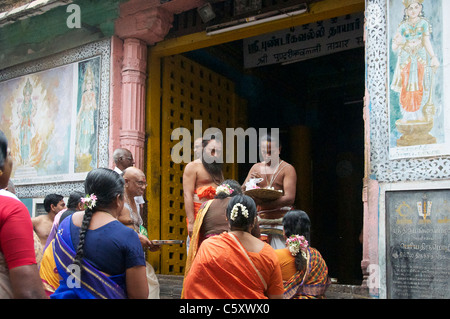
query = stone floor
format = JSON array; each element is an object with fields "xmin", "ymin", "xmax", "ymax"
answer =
[{"xmin": 156, "ymin": 275, "xmax": 374, "ymax": 299}]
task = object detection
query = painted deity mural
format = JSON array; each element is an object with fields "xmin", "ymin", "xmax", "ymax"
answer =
[
  {"xmin": 0, "ymin": 56, "xmax": 100, "ymax": 182},
  {"xmin": 75, "ymin": 59, "xmax": 100, "ymax": 172},
  {"xmin": 388, "ymin": 0, "xmax": 450, "ymax": 159}
]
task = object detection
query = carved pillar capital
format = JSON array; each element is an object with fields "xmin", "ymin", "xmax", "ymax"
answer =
[{"xmin": 115, "ymin": 6, "xmax": 174, "ymax": 45}]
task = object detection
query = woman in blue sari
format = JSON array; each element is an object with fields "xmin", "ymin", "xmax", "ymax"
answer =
[{"xmin": 51, "ymin": 168, "xmax": 148, "ymax": 299}]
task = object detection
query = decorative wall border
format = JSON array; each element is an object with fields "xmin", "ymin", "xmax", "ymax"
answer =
[
  {"xmin": 0, "ymin": 39, "xmax": 111, "ymax": 198},
  {"xmin": 366, "ymin": 0, "xmax": 450, "ymax": 182}
]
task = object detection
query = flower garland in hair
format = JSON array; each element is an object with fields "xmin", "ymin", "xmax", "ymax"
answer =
[
  {"xmin": 286, "ymin": 235, "xmax": 309, "ymax": 259},
  {"xmin": 230, "ymin": 203, "xmax": 248, "ymax": 221},
  {"xmin": 81, "ymin": 194, "xmax": 97, "ymax": 210},
  {"xmin": 216, "ymin": 183, "xmax": 233, "ymax": 196}
]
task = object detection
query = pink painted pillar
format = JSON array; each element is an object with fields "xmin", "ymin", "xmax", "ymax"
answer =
[
  {"xmin": 120, "ymin": 38, "xmax": 147, "ymax": 170},
  {"xmin": 361, "ymin": 88, "xmax": 379, "ymax": 297},
  {"xmin": 362, "ymin": 179, "xmax": 379, "ymax": 296},
  {"xmin": 109, "ymin": 35, "xmax": 124, "ymax": 169},
  {"xmin": 114, "ymin": 3, "xmax": 177, "ymax": 170}
]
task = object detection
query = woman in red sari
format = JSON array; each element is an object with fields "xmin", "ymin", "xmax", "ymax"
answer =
[
  {"xmin": 183, "ymin": 194, "xmax": 283, "ymax": 299},
  {"xmin": 0, "ymin": 130, "xmax": 46, "ymax": 299}
]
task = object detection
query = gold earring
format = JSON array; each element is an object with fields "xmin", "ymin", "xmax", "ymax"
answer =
[{"xmin": 0, "ymin": 170, "xmax": 3, "ymax": 177}]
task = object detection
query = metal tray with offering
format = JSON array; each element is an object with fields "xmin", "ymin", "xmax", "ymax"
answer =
[
  {"xmin": 244, "ymin": 187, "xmax": 284, "ymax": 201},
  {"xmin": 151, "ymin": 240, "xmax": 184, "ymax": 245}
]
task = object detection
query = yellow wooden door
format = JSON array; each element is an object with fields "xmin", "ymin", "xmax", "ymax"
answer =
[{"xmin": 157, "ymin": 55, "xmax": 241, "ymax": 275}]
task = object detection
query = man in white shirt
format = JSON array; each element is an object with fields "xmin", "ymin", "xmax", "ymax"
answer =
[
  {"xmin": 112, "ymin": 148, "xmax": 145, "ymax": 206},
  {"xmin": 113, "ymin": 148, "xmax": 134, "ymax": 174}
]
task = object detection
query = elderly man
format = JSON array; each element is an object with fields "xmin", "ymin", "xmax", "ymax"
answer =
[
  {"xmin": 182, "ymin": 135, "xmax": 224, "ymax": 238},
  {"xmin": 118, "ymin": 166, "xmax": 160, "ymax": 299},
  {"xmin": 112, "ymin": 147, "xmax": 145, "ymax": 207},
  {"xmin": 243, "ymin": 134, "xmax": 297, "ymax": 249},
  {"xmin": 118, "ymin": 167, "xmax": 147, "ymax": 233},
  {"xmin": 112, "ymin": 148, "xmax": 134, "ymax": 174}
]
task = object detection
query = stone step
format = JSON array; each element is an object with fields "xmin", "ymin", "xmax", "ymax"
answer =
[{"xmin": 156, "ymin": 275, "xmax": 373, "ymax": 299}]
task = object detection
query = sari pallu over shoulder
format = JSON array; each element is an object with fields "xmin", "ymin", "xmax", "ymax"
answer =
[
  {"xmin": 284, "ymin": 247, "xmax": 331, "ymax": 299},
  {"xmin": 183, "ymin": 232, "xmax": 273, "ymax": 299},
  {"xmin": 51, "ymin": 216, "xmax": 127, "ymax": 299}
]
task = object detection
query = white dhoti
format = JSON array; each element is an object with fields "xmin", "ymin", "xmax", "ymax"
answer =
[
  {"xmin": 258, "ymin": 206, "xmax": 292, "ymax": 250},
  {"xmin": 146, "ymin": 261, "xmax": 160, "ymax": 299}
]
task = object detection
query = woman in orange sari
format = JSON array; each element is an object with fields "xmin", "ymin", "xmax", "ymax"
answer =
[
  {"xmin": 184, "ymin": 180, "xmax": 242, "ymax": 277},
  {"xmin": 183, "ymin": 195, "xmax": 283, "ymax": 299},
  {"xmin": 276, "ymin": 210, "xmax": 331, "ymax": 299}
]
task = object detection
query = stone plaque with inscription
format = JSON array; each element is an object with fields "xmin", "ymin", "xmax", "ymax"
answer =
[{"xmin": 386, "ymin": 190, "xmax": 450, "ymax": 298}]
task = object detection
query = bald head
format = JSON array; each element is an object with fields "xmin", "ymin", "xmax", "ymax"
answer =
[
  {"xmin": 123, "ymin": 167, "xmax": 144, "ymax": 180},
  {"xmin": 123, "ymin": 167, "xmax": 147, "ymax": 197}
]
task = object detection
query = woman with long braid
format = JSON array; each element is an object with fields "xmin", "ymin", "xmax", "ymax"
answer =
[
  {"xmin": 275, "ymin": 210, "xmax": 331, "ymax": 299},
  {"xmin": 51, "ymin": 168, "xmax": 148, "ymax": 299}
]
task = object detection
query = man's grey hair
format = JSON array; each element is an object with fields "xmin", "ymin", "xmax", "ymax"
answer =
[{"xmin": 113, "ymin": 148, "xmax": 130, "ymax": 164}]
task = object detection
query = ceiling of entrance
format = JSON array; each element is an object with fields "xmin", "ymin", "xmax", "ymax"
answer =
[
  {"xmin": 183, "ymin": 37, "xmax": 364, "ymax": 135},
  {"xmin": 196, "ymin": 39, "xmax": 365, "ymax": 105}
]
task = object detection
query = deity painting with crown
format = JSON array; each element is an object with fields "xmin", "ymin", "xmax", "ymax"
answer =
[
  {"xmin": 388, "ymin": 0, "xmax": 445, "ymax": 154},
  {"xmin": 18, "ymin": 79, "xmax": 35, "ymax": 166},
  {"xmin": 0, "ymin": 64, "xmax": 74, "ymax": 178},
  {"xmin": 75, "ymin": 58, "xmax": 100, "ymax": 173}
]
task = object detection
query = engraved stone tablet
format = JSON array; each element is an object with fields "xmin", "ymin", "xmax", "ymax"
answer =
[{"xmin": 386, "ymin": 190, "xmax": 450, "ymax": 299}]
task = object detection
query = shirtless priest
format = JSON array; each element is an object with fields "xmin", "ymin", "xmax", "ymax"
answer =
[
  {"xmin": 242, "ymin": 134, "xmax": 297, "ymax": 249},
  {"xmin": 182, "ymin": 136, "xmax": 224, "ymax": 239}
]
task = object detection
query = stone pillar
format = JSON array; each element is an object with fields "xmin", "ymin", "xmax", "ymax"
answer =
[
  {"xmin": 114, "ymin": 4, "xmax": 176, "ymax": 170},
  {"xmin": 361, "ymin": 88, "xmax": 379, "ymax": 297},
  {"xmin": 120, "ymin": 38, "xmax": 147, "ymax": 170},
  {"xmin": 108, "ymin": 35, "xmax": 124, "ymax": 169}
]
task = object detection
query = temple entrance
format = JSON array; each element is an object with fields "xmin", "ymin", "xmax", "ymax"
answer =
[
  {"xmin": 183, "ymin": 43, "xmax": 365, "ymax": 284},
  {"xmin": 146, "ymin": 9, "xmax": 365, "ymax": 285},
  {"xmin": 148, "ymin": 48, "xmax": 364, "ymax": 284}
]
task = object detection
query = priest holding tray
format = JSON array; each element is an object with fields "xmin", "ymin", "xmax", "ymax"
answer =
[{"xmin": 243, "ymin": 134, "xmax": 297, "ymax": 249}]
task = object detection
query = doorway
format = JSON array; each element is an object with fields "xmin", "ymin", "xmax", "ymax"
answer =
[
  {"xmin": 183, "ymin": 43, "xmax": 365, "ymax": 284},
  {"xmin": 146, "ymin": 5, "xmax": 365, "ymax": 284}
]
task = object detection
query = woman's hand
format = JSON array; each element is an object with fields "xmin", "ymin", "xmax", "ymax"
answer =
[{"xmin": 138, "ymin": 234, "xmax": 160, "ymax": 252}]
